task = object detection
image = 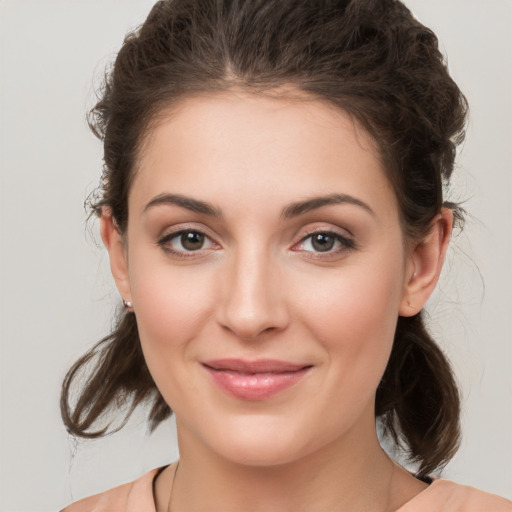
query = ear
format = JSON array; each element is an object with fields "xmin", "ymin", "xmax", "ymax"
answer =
[
  {"xmin": 100, "ymin": 209, "xmax": 132, "ymax": 306},
  {"xmin": 399, "ymin": 209, "xmax": 453, "ymax": 317}
]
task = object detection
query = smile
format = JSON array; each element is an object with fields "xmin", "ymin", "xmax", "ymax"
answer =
[{"xmin": 201, "ymin": 359, "xmax": 313, "ymax": 400}]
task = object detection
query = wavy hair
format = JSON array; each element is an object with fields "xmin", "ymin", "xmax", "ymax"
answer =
[{"xmin": 61, "ymin": 0, "xmax": 467, "ymax": 477}]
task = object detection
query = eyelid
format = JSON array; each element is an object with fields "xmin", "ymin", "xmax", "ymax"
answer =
[
  {"xmin": 157, "ymin": 225, "xmax": 221, "ymax": 259},
  {"xmin": 158, "ymin": 222, "xmax": 216, "ymax": 241},
  {"xmin": 156, "ymin": 223, "xmax": 356, "ymax": 260},
  {"xmin": 292, "ymin": 227, "xmax": 356, "ymax": 256}
]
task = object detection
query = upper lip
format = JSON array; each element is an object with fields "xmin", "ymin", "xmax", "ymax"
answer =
[{"xmin": 202, "ymin": 358, "xmax": 311, "ymax": 373}]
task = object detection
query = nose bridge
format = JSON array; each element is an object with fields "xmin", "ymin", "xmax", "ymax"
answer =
[{"xmin": 218, "ymin": 240, "xmax": 287, "ymax": 340}]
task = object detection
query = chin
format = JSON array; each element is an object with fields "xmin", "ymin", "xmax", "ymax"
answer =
[
  {"xmin": 201, "ymin": 418, "xmax": 324, "ymax": 468},
  {"xmin": 218, "ymin": 441, "xmax": 307, "ymax": 468}
]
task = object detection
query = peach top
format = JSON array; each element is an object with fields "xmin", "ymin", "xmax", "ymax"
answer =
[{"xmin": 62, "ymin": 465, "xmax": 512, "ymax": 512}]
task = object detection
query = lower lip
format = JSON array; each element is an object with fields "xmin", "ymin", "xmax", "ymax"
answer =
[{"xmin": 203, "ymin": 365, "xmax": 311, "ymax": 400}]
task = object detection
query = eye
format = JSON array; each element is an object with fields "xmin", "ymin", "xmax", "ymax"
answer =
[
  {"xmin": 158, "ymin": 229, "xmax": 218, "ymax": 258},
  {"xmin": 295, "ymin": 230, "xmax": 355, "ymax": 256}
]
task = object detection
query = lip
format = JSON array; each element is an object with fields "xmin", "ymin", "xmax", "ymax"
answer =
[{"xmin": 201, "ymin": 358, "xmax": 312, "ymax": 400}]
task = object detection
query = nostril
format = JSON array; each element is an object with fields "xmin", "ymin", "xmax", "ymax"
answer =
[{"xmin": 215, "ymin": 266, "xmax": 290, "ymax": 339}]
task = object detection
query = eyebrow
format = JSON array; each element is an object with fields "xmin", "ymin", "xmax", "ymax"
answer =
[
  {"xmin": 144, "ymin": 193, "xmax": 222, "ymax": 217},
  {"xmin": 280, "ymin": 193, "xmax": 375, "ymax": 219},
  {"xmin": 143, "ymin": 192, "xmax": 375, "ymax": 219}
]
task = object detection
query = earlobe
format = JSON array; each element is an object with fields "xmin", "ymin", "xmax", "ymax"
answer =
[
  {"xmin": 100, "ymin": 209, "xmax": 132, "ymax": 305},
  {"xmin": 399, "ymin": 209, "xmax": 453, "ymax": 317}
]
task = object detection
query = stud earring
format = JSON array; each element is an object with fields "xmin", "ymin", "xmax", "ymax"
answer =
[{"xmin": 123, "ymin": 299, "xmax": 133, "ymax": 309}]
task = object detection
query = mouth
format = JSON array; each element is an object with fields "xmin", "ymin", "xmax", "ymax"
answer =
[{"xmin": 201, "ymin": 359, "xmax": 313, "ymax": 400}]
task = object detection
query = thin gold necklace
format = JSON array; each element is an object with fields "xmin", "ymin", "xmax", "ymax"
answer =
[
  {"xmin": 166, "ymin": 461, "xmax": 179, "ymax": 512},
  {"xmin": 166, "ymin": 458, "xmax": 396, "ymax": 512}
]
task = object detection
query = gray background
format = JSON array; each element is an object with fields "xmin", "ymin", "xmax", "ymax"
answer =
[{"xmin": 0, "ymin": 1, "xmax": 510, "ymax": 510}]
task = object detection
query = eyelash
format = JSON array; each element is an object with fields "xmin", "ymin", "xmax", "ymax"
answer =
[
  {"xmin": 295, "ymin": 229, "xmax": 356, "ymax": 258},
  {"xmin": 157, "ymin": 228, "xmax": 356, "ymax": 260},
  {"xmin": 157, "ymin": 228, "xmax": 218, "ymax": 260}
]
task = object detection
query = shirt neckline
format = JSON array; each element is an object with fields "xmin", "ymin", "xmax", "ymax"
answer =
[{"xmin": 150, "ymin": 464, "xmax": 441, "ymax": 512}]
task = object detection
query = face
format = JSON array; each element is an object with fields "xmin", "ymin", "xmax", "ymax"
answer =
[{"xmin": 107, "ymin": 91, "xmax": 428, "ymax": 466}]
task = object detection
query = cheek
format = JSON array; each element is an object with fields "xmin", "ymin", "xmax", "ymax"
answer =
[
  {"xmin": 127, "ymin": 256, "xmax": 215, "ymax": 396},
  {"xmin": 295, "ymin": 256, "xmax": 404, "ymax": 396},
  {"xmin": 134, "ymin": 272, "xmax": 207, "ymax": 344}
]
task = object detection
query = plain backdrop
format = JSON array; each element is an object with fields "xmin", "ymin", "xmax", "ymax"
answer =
[{"xmin": 0, "ymin": 1, "xmax": 511, "ymax": 510}]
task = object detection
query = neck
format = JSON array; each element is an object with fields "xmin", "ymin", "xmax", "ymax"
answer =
[{"xmin": 156, "ymin": 412, "xmax": 425, "ymax": 512}]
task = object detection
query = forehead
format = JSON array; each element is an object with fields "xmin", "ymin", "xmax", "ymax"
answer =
[
  {"xmin": 131, "ymin": 90, "xmax": 397, "ymax": 222},
  {"xmin": 141, "ymin": 89, "xmax": 381, "ymax": 165}
]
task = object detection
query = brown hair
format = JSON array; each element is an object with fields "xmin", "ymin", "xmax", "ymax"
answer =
[{"xmin": 61, "ymin": 0, "xmax": 467, "ymax": 477}]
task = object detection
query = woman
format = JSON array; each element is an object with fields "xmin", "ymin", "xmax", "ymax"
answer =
[{"xmin": 60, "ymin": 0, "xmax": 512, "ymax": 510}]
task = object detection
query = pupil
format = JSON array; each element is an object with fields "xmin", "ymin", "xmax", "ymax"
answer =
[
  {"xmin": 181, "ymin": 231, "xmax": 204, "ymax": 250},
  {"xmin": 312, "ymin": 233, "xmax": 334, "ymax": 252}
]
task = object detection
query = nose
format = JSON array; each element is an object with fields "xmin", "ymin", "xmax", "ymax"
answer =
[{"xmin": 216, "ymin": 246, "xmax": 289, "ymax": 341}]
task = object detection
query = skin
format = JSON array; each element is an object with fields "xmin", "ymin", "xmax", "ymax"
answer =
[{"xmin": 101, "ymin": 90, "xmax": 452, "ymax": 512}]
